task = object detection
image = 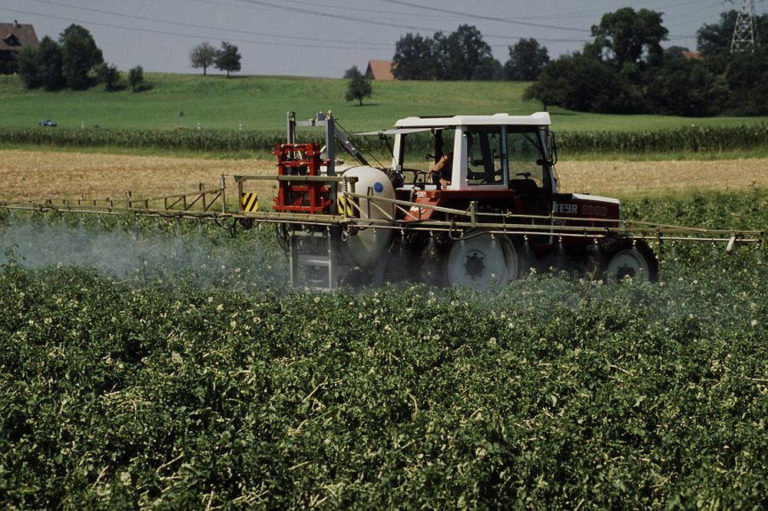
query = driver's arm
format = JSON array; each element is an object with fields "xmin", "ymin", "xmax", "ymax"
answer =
[{"xmin": 430, "ymin": 153, "xmax": 453, "ymax": 189}]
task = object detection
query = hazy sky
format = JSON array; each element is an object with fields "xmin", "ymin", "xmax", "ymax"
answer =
[{"xmin": 2, "ymin": 0, "xmax": 762, "ymax": 77}]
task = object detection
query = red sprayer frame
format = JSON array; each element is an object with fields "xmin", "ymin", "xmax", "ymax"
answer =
[{"xmin": 273, "ymin": 143, "xmax": 332, "ymax": 214}]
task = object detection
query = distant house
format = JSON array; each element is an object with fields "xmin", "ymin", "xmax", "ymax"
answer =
[
  {"xmin": 366, "ymin": 60, "xmax": 395, "ymax": 81},
  {"xmin": 0, "ymin": 20, "xmax": 39, "ymax": 74},
  {"xmin": 681, "ymin": 50, "xmax": 702, "ymax": 61}
]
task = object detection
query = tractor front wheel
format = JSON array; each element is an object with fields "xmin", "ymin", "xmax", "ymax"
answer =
[{"xmin": 602, "ymin": 240, "xmax": 659, "ymax": 282}]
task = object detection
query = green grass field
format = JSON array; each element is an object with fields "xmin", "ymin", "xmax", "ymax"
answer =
[{"xmin": 2, "ymin": 73, "xmax": 768, "ymax": 133}]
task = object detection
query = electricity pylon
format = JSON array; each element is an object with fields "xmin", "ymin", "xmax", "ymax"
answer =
[{"xmin": 730, "ymin": 0, "xmax": 756, "ymax": 53}]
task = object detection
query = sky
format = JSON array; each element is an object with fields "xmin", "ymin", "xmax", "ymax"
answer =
[{"xmin": 1, "ymin": 0, "xmax": 764, "ymax": 78}]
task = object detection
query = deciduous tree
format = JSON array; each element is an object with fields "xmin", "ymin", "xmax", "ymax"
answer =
[
  {"xmin": 128, "ymin": 65, "xmax": 145, "ymax": 92},
  {"xmin": 345, "ymin": 66, "xmax": 372, "ymax": 105},
  {"xmin": 97, "ymin": 62, "xmax": 121, "ymax": 91},
  {"xmin": 588, "ymin": 8, "xmax": 668, "ymax": 66},
  {"xmin": 434, "ymin": 25, "xmax": 499, "ymax": 80},
  {"xmin": 392, "ymin": 33, "xmax": 438, "ymax": 80},
  {"xmin": 503, "ymin": 38, "xmax": 550, "ymax": 81},
  {"xmin": 190, "ymin": 41, "xmax": 217, "ymax": 76},
  {"xmin": 59, "ymin": 24, "xmax": 103, "ymax": 89},
  {"xmin": 36, "ymin": 36, "xmax": 65, "ymax": 91},
  {"xmin": 215, "ymin": 42, "xmax": 241, "ymax": 78},
  {"xmin": 16, "ymin": 45, "xmax": 40, "ymax": 89}
]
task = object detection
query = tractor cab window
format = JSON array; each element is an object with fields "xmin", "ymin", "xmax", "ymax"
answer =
[
  {"xmin": 397, "ymin": 128, "xmax": 456, "ymax": 187},
  {"xmin": 465, "ymin": 127, "xmax": 504, "ymax": 186},
  {"xmin": 507, "ymin": 129, "xmax": 546, "ymax": 191}
]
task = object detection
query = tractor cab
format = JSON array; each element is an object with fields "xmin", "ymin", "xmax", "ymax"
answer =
[
  {"xmin": 389, "ymin": 113, "xmax": 556, "ymax": 196},
  {"xmin": 366, "ymin": 113, "xmax": 558, "ymax": 221}
]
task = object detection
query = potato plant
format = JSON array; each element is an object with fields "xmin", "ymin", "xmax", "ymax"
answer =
[{"xmin": 0, "ymin": 192, "xmax": 766, "ymax": 509}]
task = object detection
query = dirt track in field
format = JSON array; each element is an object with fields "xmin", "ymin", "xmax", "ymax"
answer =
[{"xmin": 2, "ymin": 150, "xmax": 767, "ymax": 202}]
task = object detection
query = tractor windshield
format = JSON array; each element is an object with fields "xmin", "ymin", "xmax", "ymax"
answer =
[{"xmin": 507, "ymin": 128, "xmax": 547, "ymax": 189}]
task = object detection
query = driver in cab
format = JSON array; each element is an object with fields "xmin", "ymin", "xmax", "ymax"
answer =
[{"xmin": 429, "ymin": 152, "xmax": 453, "ymax": 190}]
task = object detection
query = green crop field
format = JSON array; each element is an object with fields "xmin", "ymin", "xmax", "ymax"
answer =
[
  {"xmin": 2, "ymin": 73, "xmax": 768, "ymax": 133},
  {"xmin": 1, "ymin": 190, "xmax": 767, "ymax": 508}
]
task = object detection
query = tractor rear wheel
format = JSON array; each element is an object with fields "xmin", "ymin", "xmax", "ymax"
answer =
[
  {"xmin": 444, "ymin": 232, "xmax": 527, "ymax": 290},
  {"xmin": 602, "ymin": 240, "xmax": 658, "ymax": 282}
]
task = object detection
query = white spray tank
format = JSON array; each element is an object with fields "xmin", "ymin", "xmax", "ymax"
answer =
[{"xmin": 340, "ymin": 166, "xmax": 395, "ymax": 267}]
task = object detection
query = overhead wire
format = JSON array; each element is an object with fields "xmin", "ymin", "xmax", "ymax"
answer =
[
  {"xmin": 230, "ymin": 0, "xmax": 591, "ymax": 43},
  {"xmin": 0, "ymin": 5, "xmax": 394, "ymax": 52},
  {"xmin": 374, "ymin": 0, "xmax": 591, "ymax": 33},
  {"xmin": 24, "ymin": 0, "xmax": 394, "ymax": 49}
]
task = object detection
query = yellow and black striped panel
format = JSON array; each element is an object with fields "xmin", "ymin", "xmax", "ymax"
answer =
[
  {"xmin": 337, "ymin": 196, "xmax": 354, "ymax": 216},
  {"xmin": 240, "ymin": 193, "xmax": 259, "ymax": 212}
]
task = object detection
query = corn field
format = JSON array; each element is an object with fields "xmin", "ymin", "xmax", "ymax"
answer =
[{"xmin": 2, "ymin": 123, "xmax": 768, "ymax": 155}]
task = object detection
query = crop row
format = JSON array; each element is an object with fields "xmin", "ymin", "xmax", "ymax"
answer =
[
  {"xmin": 2, "ymin": 123, "xmax": 768, "ymax": 155},
  {"xmin": 0, "ymin": 191, "xmax": 767, "ymax": 508}
]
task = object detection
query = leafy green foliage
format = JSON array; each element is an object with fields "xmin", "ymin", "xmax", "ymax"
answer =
[
  {"xmin": 15, "ymin": 36, "xmax": 65, "ymax": 91},
  {"xmin": 587, "ymin": 8, "xmax": 668, "ymax": 66},
  {"xmin": 189, "ymin": 42, "xmax": 218, "ymax": 76},
  {"xmin": 128, "ymin": 66, "xmax": 145, "ymax": 93},
  {"xmin": 344, "ymin": 67, "xmax": 372, "ymax": 106},
  {"xmin": 2, "ymin": 122, "xmax": 768, "ymax": 157},
  {"xmin": 0, "ymin": 192, "xmax": 767, "ymax": 508},
  {"xmin": 392, "ymin": 33, "xmax": 439, "ymax": 80},
  {"xmin": 215, "ymin": 42, "xmax": 241, "ymax": 78},
  {"xmin": 503, "ymin": 38, "xmax": 550, "ymax": 81},
  {"xmin": 97, "ymin": 63, "xmax": 122, "ymax": 92},
  {"xmin": 393, "ymin": 25, "xmax": 501, "ymax": 81},
  {"xmin": 59, "ymin": 24, "xmax": 103, "ymax": 90},
  {"xmin": 529, "ymin": 8, "xmax": 768, "ymax": 117},
  {"xmin": 697, "ymin": 10, "xmax": 768, "ymax": 58}
]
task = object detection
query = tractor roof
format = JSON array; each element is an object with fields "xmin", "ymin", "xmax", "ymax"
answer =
[{"xmin": 395, "ymin": 112, "xmax": 551, "ymax": 129}]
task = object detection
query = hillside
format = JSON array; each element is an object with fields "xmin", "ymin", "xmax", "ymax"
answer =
[{"xmin": 2, "ymin": 73, "xmax": 767, "ymax": 133}]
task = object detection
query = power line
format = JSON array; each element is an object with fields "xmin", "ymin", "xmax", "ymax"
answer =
[
  {"xmin": 374, "ymin": 0, "xmax": 591, "ymax": 33},
  {"xmin": 231, "ymin": 0, "xmax": 590, "ymax": 43},
  {"xmin": 0, "ymin": 5, "xmax": 393, "ymax": 52},
  {"xmin": 26, "ymin": 0, "xmax": 393, "ymax": 49}
]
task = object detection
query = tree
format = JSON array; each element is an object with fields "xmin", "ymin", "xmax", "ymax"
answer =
[
  {"xmin": 128, "ymin": 65, "xmax": 145, "ymax": 92},
  {"xmin": 345, "ymin": 66, "xmax": 372, "ymax": 105},
  {"xmin": 343, "ymin": 65, "xmax": 360, "ymax": 79},
  {"xmin": 392, "ymin": 33, "xmax": 438, "ymax": 80},
  {"xmin": 59, "ymin": 24, "xmax": 103, "ymax": 89},
  {"xmin": 526, "ymin": 53, "xmax": 642, "ymax": 114},
  {"xmin": 36, "ymin": 36, "xmax": 65, "ymax": 91},
  {"xmin": 588, "ymin": 8, "xmax": 668, "ymax": 67},
  {"xmin": 503, "ymin": 38, "xmax": 550, "ymax": 81},
  {"xmin": 16, "ymin": 36, "xmax": 65, "ymax": 90},
  {"xmin": 16, "ymin": 45, "xmax": 41, "ymax": 89},
  {"xmin": 190, "ymin": 41, "xmax": 218, "ymax": 76},
  {"xmin": 215, "ymin": 42, "xmax": 241, "ymax": 77},
  {"xmin": 97, "ymin": 62, "xmax": 121, "ymax": 91},
  {"xmin": 433, "ymin": 25, "xmax": 499, "ymax": 80},
  {"xmin": 645, "ymin": 58, "xmax": 726, "ymax": 116}
]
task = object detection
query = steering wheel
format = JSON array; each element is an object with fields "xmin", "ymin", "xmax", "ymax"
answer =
[
  {"xmin": 401, "ymin": 168, "xmax": 431, "ymax": 186},
  {"xmin": 516, "ymin": 172, "xmax": 532, "ymax": 179}
]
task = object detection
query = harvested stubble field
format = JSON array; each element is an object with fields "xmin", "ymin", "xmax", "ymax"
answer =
[{"xmin": 2, "ymin": 149, "xmax": 768, "ymax": 202}]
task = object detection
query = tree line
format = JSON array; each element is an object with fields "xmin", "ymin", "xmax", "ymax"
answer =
[
  {"xmin": 17, "ymin": 24, "xmax": 146, "ymax": 92},
  {"xmin": 526, "ymin": 8, "xmax": 768, "ymax": 116},
  {"xmin": 392, "ymin": 25, "xmax": 549, "ymax": 81}
]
